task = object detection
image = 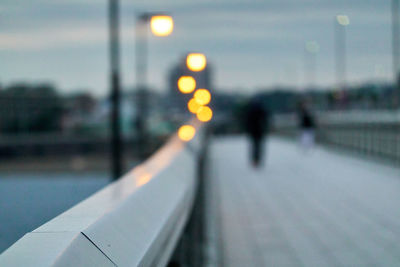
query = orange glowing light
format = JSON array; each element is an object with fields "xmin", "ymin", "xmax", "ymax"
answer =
[
  {"xmin": 150, "ymin": 15, "xmax": 174, "ymax": 36},
  {"xmin": 196, "ymin": 106, "xmax": 213, "ymax": 122},
  {"xmin": 186, "ymin": 53, "xmax": 207, "ymax": 72},
  {"xmin": 133, "ymin": 166, "xmax": 153, "ymax": 187},
  {"xmin": 178, "ymin": 125, "xmax": 196, "ymax": 142},
  {"xmin": 188, "ymin": 98, "xmax": 202, "ymax": 114},
  {"xmin": 177, "ymin": 76, "xmax": 196, "ymax": 94},
  {"xmin": 136, "ymin": 173, "xmax": 152, "ymax": 187},
  {"xmin": 194, "ymin": 89, "xmax": 211, "ymax": 105}
]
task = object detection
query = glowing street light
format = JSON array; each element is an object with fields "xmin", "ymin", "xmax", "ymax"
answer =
[
  {"xmin": 186, "ymin": 53, "xmax": 207, "ymax": 72},
  {"xmin": 188, "ymin": 98, "xmax": 202, "ymax": 114},
  {"xmin": 136, "ymin": 13, "xmax": 174, "ymax": 88},
  {"xmin": 150, "ymin": 15, "xmax": 174, "ymax": 36},
  {"xmin": 194, "ymin": 89, "xmax": 211, "ymax": 105},
  {"xmin": 196, "ymin": 106, "xmax": 213, "ymax": 122},
  {"xmin": 178, "ymin": 76, "xmax": 196, "ymax": 93},
  {"xmin": 178, "ymin": 125, "xmax": 196, "ymax": 142},
  {"xmin": 336, "ymin": 15, "xmax": 350, "ymax": 26}
]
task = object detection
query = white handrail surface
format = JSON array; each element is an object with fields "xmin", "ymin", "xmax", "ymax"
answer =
[{"xmin": 0, "ymin": 127, "xmax": 203, "ymax": 267}]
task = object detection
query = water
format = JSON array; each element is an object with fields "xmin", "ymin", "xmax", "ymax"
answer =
[{"xmin": 0, "ymin": 172, "xmax": 109, "ymax": 253}]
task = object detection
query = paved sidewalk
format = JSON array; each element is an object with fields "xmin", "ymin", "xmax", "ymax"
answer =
[{"xmin": 210, "ymin": 136, "xmax": 400, "ymax": 267}]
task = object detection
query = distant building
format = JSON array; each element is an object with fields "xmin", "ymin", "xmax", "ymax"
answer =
[{"xmin": 62, "ymin": 92, "xmax": 98, "ymax": 133}]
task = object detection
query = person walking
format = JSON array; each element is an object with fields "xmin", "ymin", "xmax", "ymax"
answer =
[
  {"xmin": 244, "ymin": 98, "xmax": 269, "ymax": 167},
  {"xmin": 298, "ymin": 102, "xmax": 316, "ymax": 151}
]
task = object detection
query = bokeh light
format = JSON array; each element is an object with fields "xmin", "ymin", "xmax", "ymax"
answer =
[
  {"xmin": 194, "ymin": 89, "xmax": 211, "ymax": 105},
  {"xmin": 196, "ymin": 106, "xmax": 213, "ymax": 122},
  {"xmin": 178, "ymin": 76, "xmax": 196, "ymax": 93},
  {"xmin": 336, "ymin": 15, "xmax": 350, "ymax": 26},
  {"xmin": 150, "ymin": 15, "xmax": 174, "ymax": 36},
  {"xmin": 188, "ymin": 98, "xmax": 202, "ymax": 114},
  {"xmin": 186, "ymin": 53, "xmax": 207, "ymax": 72},
  {"xmin": 178, "ymin": 125, "xmax": 196, "ymax": 142}
]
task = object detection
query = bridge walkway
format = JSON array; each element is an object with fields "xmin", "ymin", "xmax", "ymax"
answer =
[{"xmin": 210, "ymin": 136, "xmax": 400, "ymax": 267}]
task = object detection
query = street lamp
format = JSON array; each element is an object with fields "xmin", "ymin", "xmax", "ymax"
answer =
[
  {"xmin": 335, "ymin": 14, "xmax": 349, "ymax": 91},
  {"xmin": 193, "ymin": 89, "xmax": 211, "ymax": 105},
  {"xmin": 135, "ymin": 13, "xmax": 173, "ymax": 89},
  {"xmin": 150, "ymin": 15, "xmax": 174, "ymax": 36},
  {"xmin": 188, "ymin": 98, "xmax": 202, "ymax": 114},
  {"xmin": 134, "ymin": 12, "xmax": 173, "ymax": 159},
  {"xmin": 196, "ymin": 106, "xmax": 213, "ymax": 122},
  {"xmin": 304, "ymin": 41, "xmax": 320, "ymax": 89},
  {"xmin": 186, "ymin": 53, "xmax": 207, "ymax": 72},
  {"xmin": 108, "ymin": 0, "xmax": 123, "ymax": 180},
  {"xmin": 392, "ymin": 0, "xmax": 400, "ymax": 108},
  {"xmin": 177, "ymin": 76, "xmax": 196, "ymax": 94},
  {"xmin": 178, "ymin": 125, "xmax": 196, "ymax": 142}
]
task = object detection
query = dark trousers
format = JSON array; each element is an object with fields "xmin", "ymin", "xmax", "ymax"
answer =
[{"xmin": 251, "ymin": 136, "xmax": 264, "ymax": 165}]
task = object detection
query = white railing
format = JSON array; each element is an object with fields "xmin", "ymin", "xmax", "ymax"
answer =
[
  {"xmin": 274, "ymin": 109, "xmax": 400, "ymax": 128},
  {"xmin": 0, "ymin": 124, "xmax": 204, "ymax": 267},
  {"xmin": 273, "ymin": 110, "xmax": 400, "ymax": 164}
]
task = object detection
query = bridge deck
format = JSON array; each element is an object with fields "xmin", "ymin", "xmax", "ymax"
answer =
[{"xmin": 210, "ymin": 136, "xmax": 400, "ymax": 267}]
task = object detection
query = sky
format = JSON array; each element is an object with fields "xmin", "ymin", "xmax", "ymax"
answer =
[{"xmin": 0, "ymin": 0, "xmax": 395, "ymax": 96}]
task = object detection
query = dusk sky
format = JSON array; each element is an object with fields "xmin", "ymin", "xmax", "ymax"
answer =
[{"xmin": 0, "ymin": 0, "xmax": 394, "ymax": 95}]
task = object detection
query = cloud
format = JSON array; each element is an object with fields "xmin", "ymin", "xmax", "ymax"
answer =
[
  {"xmin": 0, "ymin": 27, "xmax": 105, "ymax": 50},
  {"xmin": 0, "ymin": 0, "xmax": 393, "ymax": 94},
  {"xmin": 0, "ymin": 24, "xmax": 139, "ymax": 51}
]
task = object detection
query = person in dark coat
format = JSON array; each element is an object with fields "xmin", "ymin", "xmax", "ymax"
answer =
[{"xmin": 244, "ymin": 99, "xmax": 269, "ymax": 167}]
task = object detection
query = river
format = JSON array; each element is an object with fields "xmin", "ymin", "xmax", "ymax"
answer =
[{"xmin": 0, "ymin": 172, "xmax": 109, "ymax": 253}]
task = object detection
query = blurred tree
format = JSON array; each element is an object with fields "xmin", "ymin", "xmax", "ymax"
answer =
[{"xmin": 0, "ymin": 83, "xmax": 63, "ymax": 133}]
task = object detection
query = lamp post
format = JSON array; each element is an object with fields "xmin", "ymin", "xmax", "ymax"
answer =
[
  {"xmin": 135, "ymin": 14, "xmax": 149, "ymax": 91},
  {"xmin": 108, "ymin": 0, "xmax": 123, "ymax": 180},
  {"xmin": 186, "ymin": 53, "xmax": 207, "ymax": 72},
  {"xmin": 134, "ymin": 13, "xmax": 173, "ymax": 158},
  {"xmin": 335, "ymin": 15, "xmax": 349, "ymax": 91},
  {"xmin": 135, "ymin": 14, "xmax": 173, "ymax": 88},
  {"xmin": 304, "ymin": 41, "xmax": 320, "ymax": 89},
  {"xmin": 335, "ymin": 15, "xmax": 349, "ymax": 108},
  {"xmin": 392, "ymin": 0, "xmax": 400, "ymax": 108}
]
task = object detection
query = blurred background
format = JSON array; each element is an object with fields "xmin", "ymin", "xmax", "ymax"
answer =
[{"xmin": 0, "ymin": 0, "xmax": 399, "ymax": 257}]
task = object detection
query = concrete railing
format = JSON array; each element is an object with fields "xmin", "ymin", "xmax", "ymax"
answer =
[{"xmin": 0, "ymin": 123, "xmax": 205, "ymax": 266}]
